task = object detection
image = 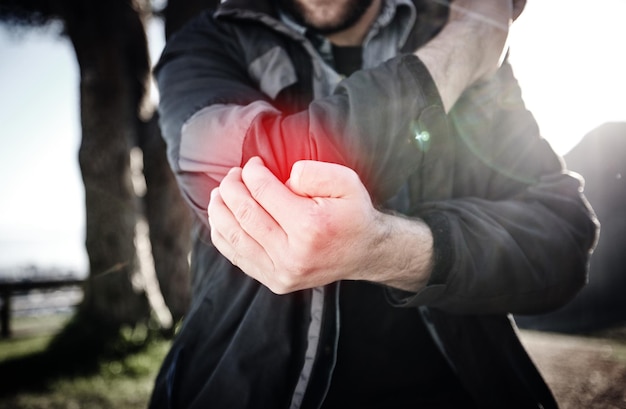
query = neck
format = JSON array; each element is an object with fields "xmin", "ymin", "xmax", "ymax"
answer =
[{"xmin": 326, "ymin": 0, "xmax": 382, "ymax": 46}]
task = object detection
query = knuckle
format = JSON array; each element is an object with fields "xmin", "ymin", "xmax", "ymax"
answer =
[
  {"xmin": 274, "ymin": 274, "xmax": 298, "ymax": 295},
  {"xmin": 299, "ymin": 207, "xmax": 325, "ymax": 236},
  {"xmin": 284, "ymin": 256, "xmax": 313, "ymax": 278},
  {"xmin": 269, "ymin": 282, "xmax": 290, "ymax": 295},
  {"xmin": 263, "ymin": 261, "xmax": 304, "ymax": 295},
  {"xmin": 230, "ymin": 253, "xmax": 240, "ymax": 268},
  {"xmin": 344, "ymin": 166, "xmax": 360, "ymax": 184},
  {"xmin": 248, "ymin": 177, "xmax": 272, "ymax": 200},
  {"xmin": 299, "ymin": 220, "xmax": 332, "ymax": 252},
  {"xmin": 226, "ymin": 227, "xmax": 243, "ymax": 249},
  {"xmin": 233, "ymin": 198, "xmax": 256, "ymax": 225}
]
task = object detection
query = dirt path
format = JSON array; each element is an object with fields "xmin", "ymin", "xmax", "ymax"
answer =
[{"xmin": 520, "ymin": 329, "xmax": 626, "ymax": 408}]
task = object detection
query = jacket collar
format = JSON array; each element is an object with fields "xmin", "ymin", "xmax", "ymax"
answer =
[{"xmin": 217, "ymin": 0, "xmax": 277, "ymax": 17}]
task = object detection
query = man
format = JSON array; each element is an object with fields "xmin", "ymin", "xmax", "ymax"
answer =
[{"xmin": 149, "ymin": 0, "xmax": 598, "ymax": 407}]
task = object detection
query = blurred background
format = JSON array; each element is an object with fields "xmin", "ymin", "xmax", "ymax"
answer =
[{"xmin": 0, "ymin": 1, "xmax": 625, "ymax": 408}]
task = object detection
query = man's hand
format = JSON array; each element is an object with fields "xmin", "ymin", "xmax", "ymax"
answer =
[
  {"xmin": 208, "ymin": 157, "xmax": 434, "ymax": 294},
  {"xmin": 417, "ymin": 0, "xmax": 526, "ymax": 111}
]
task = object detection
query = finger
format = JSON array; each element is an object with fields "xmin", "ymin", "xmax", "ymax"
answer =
[
  {"xmin": 211, "ymin": 226, "xmax": 276, "ymax": 287},
  {"xmin": 288, "ymin": 160, "xmax": 365, "ymax": 199},
  {"xmin": 219, "ymin": 164, "xmax": 288, "ymax": 245},
  {"xmin": 240, "ymin": 156, "xmax": 311, "ymax": 229},
  {"xmin": 208, "ymin": 187, "xmax": 275, "ymax": 275}
]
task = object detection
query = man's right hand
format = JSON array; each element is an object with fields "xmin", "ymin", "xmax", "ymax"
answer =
[
  {"xmin": 208, "ymin": 157, "xmax": 434, "ymax": 295},
  {"xmin": 416, "ymin": 0, "xmax": 526, "ymax": 111}
]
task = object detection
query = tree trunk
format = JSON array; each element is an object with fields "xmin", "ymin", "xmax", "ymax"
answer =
[
  {"xmin": 68, "ymin": 0, "xmax": 195, "ymax": 328},
  {"xmin": 139, "ymin": 114, "xmax": 192, "ymax": 323},
  {"xmin": 67, "ymin": 0, "xmax": 152, "ymax": 328}
]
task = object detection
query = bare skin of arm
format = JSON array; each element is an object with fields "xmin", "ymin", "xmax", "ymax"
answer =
[
  {"xmin": 418, "ymin": 0, "xmax": 526, "ymax": 112},
  {"xmin": 208, "ymin": 0, "xmax": 524, "ymax": 294}
]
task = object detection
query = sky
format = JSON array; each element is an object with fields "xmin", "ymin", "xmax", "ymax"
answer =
[{"xmin": 0, "ymin": 1, "xmax": 625, "ymax": 273}]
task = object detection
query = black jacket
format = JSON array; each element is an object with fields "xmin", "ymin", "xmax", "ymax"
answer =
[{"xmin": 150, "ymin": 1, "xmax": 599, "ymax": 408}]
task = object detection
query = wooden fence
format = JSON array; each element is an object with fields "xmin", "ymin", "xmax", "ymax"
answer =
[{"xmin": 0, "ymin": 278, "xmax": 84, "ymax": 338}]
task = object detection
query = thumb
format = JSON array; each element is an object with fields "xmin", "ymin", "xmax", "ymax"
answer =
[{"xmin": 289, "ymin": 160, "xmax": 363, "ymax": 198}]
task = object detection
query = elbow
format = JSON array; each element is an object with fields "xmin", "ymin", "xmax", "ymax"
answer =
[{"xmin": 176, "ymin": 170, "xmax": 219, "ymax": 229}]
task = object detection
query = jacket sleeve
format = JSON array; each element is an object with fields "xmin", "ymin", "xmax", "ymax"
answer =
[
  {"xmin": 154, "ymin": 13, "xmax": 445, "ymax": 225},
  {"xmin": 386, "ymin": 61, "xmax": 599, "ymax": 315}
]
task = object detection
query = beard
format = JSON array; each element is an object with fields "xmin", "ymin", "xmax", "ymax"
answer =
[{"xmin": 277, "ymin": 0, "xmax": 375, "ymax": 35}]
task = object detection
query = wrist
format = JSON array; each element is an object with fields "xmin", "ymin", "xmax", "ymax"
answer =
[{"xmin": 357, "ymin": 211, "xmax": 433, "ymax": 293}]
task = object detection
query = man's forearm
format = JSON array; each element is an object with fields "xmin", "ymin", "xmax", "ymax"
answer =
[
  {"xmin": 416, "ymin": 0, "xmax": 514, "ymax": 112},
  {"xmin": 416, "ymin": 21, "xmax": 482, "ymax": 112},
  {"xmin": 355, "ymin": 211, "xmax": 434, "ymax": 293}
]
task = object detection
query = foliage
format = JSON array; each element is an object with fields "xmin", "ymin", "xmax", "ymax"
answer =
[{"xmin": 0, "ymin": 0, "xmax": 61, "ymax": 27}]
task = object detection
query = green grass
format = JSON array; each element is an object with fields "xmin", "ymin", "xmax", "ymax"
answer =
[
  {"xmin": 0, "ymin": 334, "xmax": 52, "ymax": 362},
  {"xmin": 0, "ymin": 316, "xmax": 171, "ymax": 409}
]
